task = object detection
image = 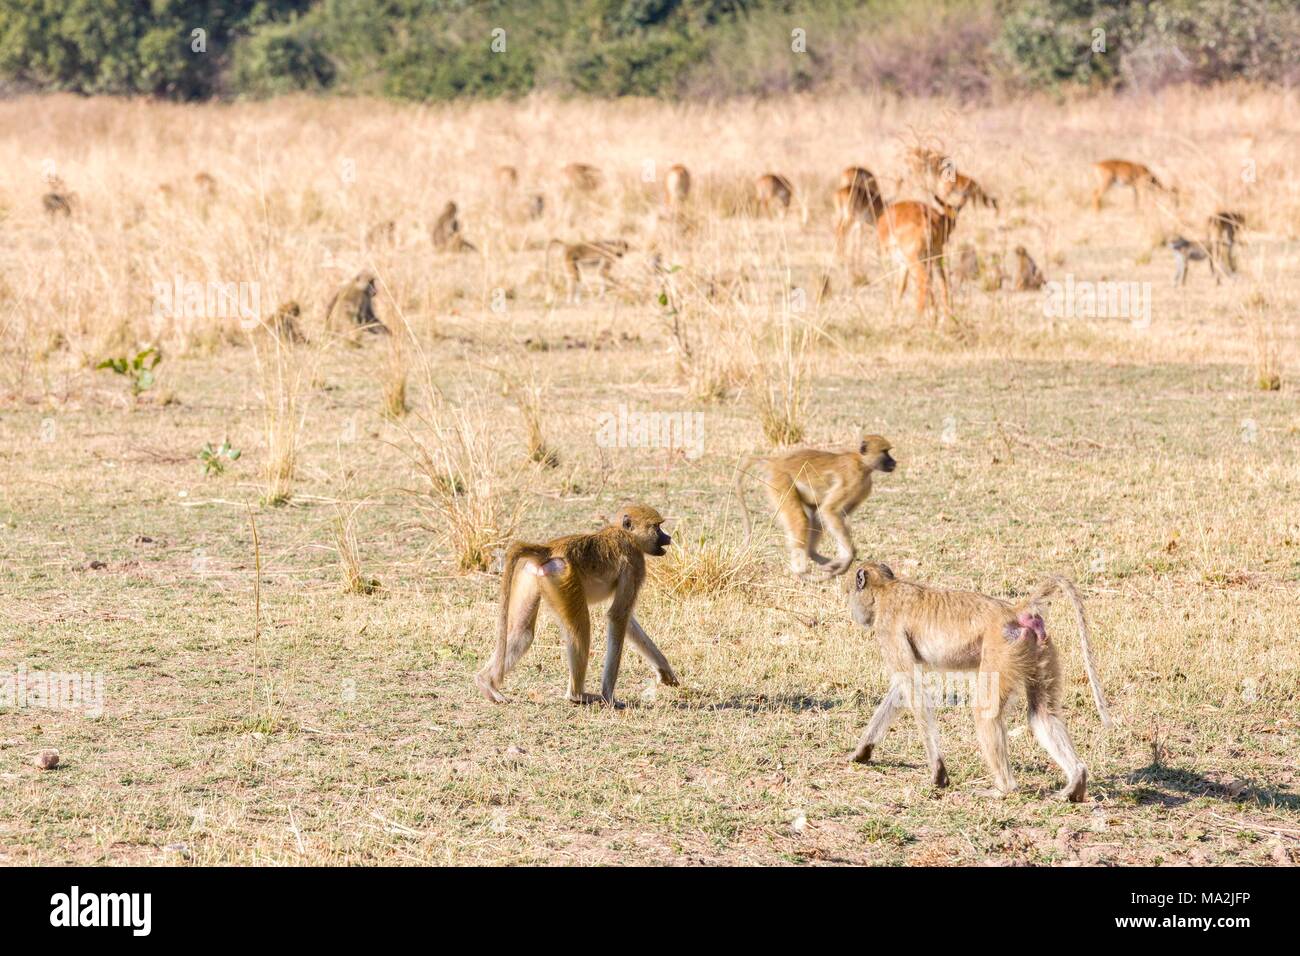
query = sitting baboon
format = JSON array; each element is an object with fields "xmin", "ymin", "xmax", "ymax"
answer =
[
  {"xmin": 953, "ymin": 244, "xmax": 980, "ymax": 285},
  {"xmin": 431, "ymin": 201, "xmax": 477, "ymax": 252},
  {"xmin": 325, "ymin": 271, "xmax": 389, "ymax": 342},
  {"xmin": 1012, "ymin": 246, "xmax": 1045, "ymax": 291}
]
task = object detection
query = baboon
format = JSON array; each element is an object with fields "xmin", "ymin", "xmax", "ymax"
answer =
[
  {"xmin": 876, "ymin": 197, "xmax": 961, "ymax": 316},
  {"xmin": 261, "ymin": 300, "xmax": 307, "ymax": 344},
  {"xmin": 42, "ymin": 192, "xmax": 73, "ymax": 217},
  {"xmin": 194, "ymin": 171, "xmax": 217, "ymax": 197},
  {"xmin": 1207, "ymin": 210, "xmax": 1245, "ymax": 275},
  {"xmin": 431, "ymin": 201, "xmax": 477, "ymax": 252},
  {"xmin": 325, "ymin": 271, "xmax": 389, "ymax": 341},
  {"xmin": 843, "ymin": 563, "xmax": 1112, "ymax": 801},
  {"xmin": 833, "ymin": 175, "xmax": 886, "ymax": 258},
  {"xmin": 1012, "ymin": 245, "xmax": 1046, "ymax": 291},
  {"xmin": 545, "ymin": 238, "xmax": 630, "ymax": 304},
  {"xmin": 475, "ymin": 503, "xmax": 677, "ymax": 706},
  {"xmin": 1168, "ymin": 236, "xmax": 1222, "ymax": 287},
  {"xmin": 735, "ymin": 435, "xmax": 896, "ymax": 577},
  {"xmin": 562, "ymin": 163, "xmax": 603, "ymax": 193},
  {"xmin": 754, "ymin": 173, "xmax": 794, "ymax": 216},
  {"xmin": 1091, "ymin": 159, "xmax": 1172, "ymax": 211},
  {"xmin": 366, "ymin": 219, "xmax": 396, "ymax": 246},
  {"xmin": 664, "ymin": 164, "xmax": 691, "ymax": 211}
]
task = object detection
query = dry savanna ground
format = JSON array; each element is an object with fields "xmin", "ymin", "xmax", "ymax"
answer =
[{"xmin": 1, "ymin": 89, "xmax": 1298, "ymax": 866}]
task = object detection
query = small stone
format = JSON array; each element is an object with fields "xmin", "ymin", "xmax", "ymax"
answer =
[{"xmin": 34, "ymin": 750, "xmax": 59, "ymax": 770}]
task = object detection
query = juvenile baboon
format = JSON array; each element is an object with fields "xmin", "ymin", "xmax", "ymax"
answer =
[
  {"xmin": 754, "ymin": 173, "xmax": 794, "ymax": 216},
  {"xmin": 1090, "ymin": 159, "xmax": 1172, "ymax": 211},
  {"xmin": 735, "ymin": 435, "xmax": 897, "ymax": 577},
  {"xmin": 431, "ymin": 201, "xmax": 477, "ymax": 252},
  {"xmin": 843, "ymin": 563, "xmax": 1112, "ymax": 801},
  {"xmin": 545, "ymin": 238, "xmax": 630, "ymax": 304},
  {"xmin": 562, "ymin": 163, "xmax": 603, "ymax": 193},
  {"xmin": 325, "ymin": 271, "xmax": 389, "ymax": 341},
  {"xmin": 1207, "ymin": 210, "xmax": 1245, "ymax": 275},
  {"xmin": 876, "ymin": 197, "xmax": 961, "ymax": 316},
  {"xmin": 664, "ymin": 164, "xmax": 691, "ymax": 211},
  {"xmin": 42, "ymin": 192, "xmax": 73, "ymax": 217},
  {"xmin": 1168, "ymin": 236, "xmax": 1222, "ymax": 287},
  {"xmin": 1012, "ymin": 245, "xmax": 1045, "ymax": 291},
  {"xmin": 475, "ymin": 503, "xmax": 677, "ymax": 706},
  {"xmin": 261, "ymin": 300, "xmax": 307, "ymax": 344},
  {"xmin": 833, "ymin": 174, "xmax": 886, "ymax": 258}
]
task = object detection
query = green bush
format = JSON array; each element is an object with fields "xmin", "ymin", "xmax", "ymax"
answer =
[{"xmin": 231, "ymin": 17, "xmax": 335, "ymax": 95}]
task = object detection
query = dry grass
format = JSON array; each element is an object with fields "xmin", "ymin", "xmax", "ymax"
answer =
[{"xmin": 0, "ymin": 89, "xmax": 1298, "ymax": 866}]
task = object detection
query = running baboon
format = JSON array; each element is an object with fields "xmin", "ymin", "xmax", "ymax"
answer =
[
  {"xmin": 1012, "ymin": 246, "xmax": 1045, "ymax": 291},
  {"xmin": 754, "ymin": 173, "xmax": 794, "ymax": 216},
  {"xmin": 475, "ymin": 503, "xmax": 677, "ymax": 706},
  {"xmin": 735, "ymin": 435, "xmax": 896, "ymax": 577},
  {"xmin": 545, "ymin": 238, "xmax": 629, "ymax": 304},
  {"xmin": 843, "ymin": 563, "xmax": 1112, "ymax": 801},
  {"xmin": 325, "ymin": 271, "xmax": 389, "ymax": 340},
  {"xmin": 432, "ymin": 201, "xmax": 476, "ymax": 252}
]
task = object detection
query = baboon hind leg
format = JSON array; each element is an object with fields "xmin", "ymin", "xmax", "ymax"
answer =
[
  {"xmin": 773, "ymin": 488, "xmax": 815, "ymax": 577},
  {"xmin": 1027, "ymin": 684, "xmax": 1087, "ymax": 802},
  {"xmin": 475, "ymin": 568, "xmax": 542, "ymax": 703}
]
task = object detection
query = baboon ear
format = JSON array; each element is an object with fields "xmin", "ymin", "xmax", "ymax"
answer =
[{"xmin": 855, "ymin": 567, "xmax": 867, "ymax": 591}]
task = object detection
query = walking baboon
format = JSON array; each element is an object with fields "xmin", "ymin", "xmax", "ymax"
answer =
[
  {"xmin": 325, "ymin": 271, "xmax": 388, "ymax": 341},
  {"xmin": 1012, "ymin": 246, "xmax": 1045, "ymax": 291},
  {"xmin": 1091, "ymin": 159, "xmax": 1172, "ymax": 211},
  {"xmin": 876, "ymin": 197, "xmax": 961, "ymax": 316},
  {"xmin": 735, "ymin": 435, "xmax": 896, "ymax": 577},
  {"xmin": 754, "ymin": 173, "xmax": 794, "ymax": 216},
  {"xmin": 843, "ymin": 562, "xmax": 1112, "ymax": 801},
  {"xmin": 1168, "ymin": 236, "xmax": 1222, "ymax": 286},
  {"xmin": 431, "ymin": 201, "xmax": 476, "ymax": 252},
  {"xmin": 545, "ymin": 238, "xmax": 629, "ymax": 304},
  {"xmin": 475, "ymin": 503, "xmax": 677, "ymax": 706}
]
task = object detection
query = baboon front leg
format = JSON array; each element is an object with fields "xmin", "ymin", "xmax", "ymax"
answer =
[
  {"xmin": 599, "ymin": 582, "xmax": 637, "ymax": 705},
  {"xmin": 627, "ymin": 615, "xmax": 678, "ymax": 687},
  {"xmin": 851, "ymin": 674, "xmax": 905, "ymax": 763},
  {"xmin": 1028, "ymin": 701, "xmax": 1088, "ymax": 802}
]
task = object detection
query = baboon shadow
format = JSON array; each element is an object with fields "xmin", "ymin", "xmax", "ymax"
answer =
[
  {"xmin": 1108, "ymin": 762, "xmax": 1300, "ymax": 810},
  {"xmin": 668, "ymin": 693, "xmax": 843, "ymax": 714}
]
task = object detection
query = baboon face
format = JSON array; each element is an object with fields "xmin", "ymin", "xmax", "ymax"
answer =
[
  {"xmin": 859, "ymin": 435, "xmax": 896, "ymax": 473},
  {"xmin": 355, "ymin": 271, "xmax": 377, "ymax": 296},
  {"xmin": 843, "ymin": 562, "xmax": 895, "ymax": 628},
  {"xmin": 616, "ymin": 503, "xmax": 671, "ymax": 556}
]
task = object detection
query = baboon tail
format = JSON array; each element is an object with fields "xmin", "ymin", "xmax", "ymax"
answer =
[
  {"xmin": 491, "ymin": 543, "xmax": 547, "ymax": 685},
  {"xmin": 1025, "ymin": 576, "xmax": 1113, "ymax": 728},
  {"xmin": 733, "ymin": 455, "xmax": 760, "ymax": 545}
]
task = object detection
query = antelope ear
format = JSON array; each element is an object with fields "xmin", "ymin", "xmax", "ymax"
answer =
[{"xmin": 877, "ymin": 563, "xmax": 895, "ymax": 580}]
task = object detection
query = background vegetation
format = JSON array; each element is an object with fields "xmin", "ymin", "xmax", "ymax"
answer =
[{"xmin": 2, "ymin": 0, "xmax": 1298, "ymax": 102}]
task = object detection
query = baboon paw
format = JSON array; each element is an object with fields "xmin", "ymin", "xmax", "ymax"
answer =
[
  {"xmin": 657, "ymin": 669, "xmax": 680, "ymax": 687},
  {"xmin": 568, "ymin": 692, "xmax": 605, "ymax": 705},
  {"xmin": 932, "ymin": 763, "xmax": 950, "ymax": 788},
  {"xmin": 1060, "ymin": 773, "xmax": 1087, "ymax": 803},
  {"xmin": 850, "ymin": 744, "xmax": 873, "ymax": 764}
]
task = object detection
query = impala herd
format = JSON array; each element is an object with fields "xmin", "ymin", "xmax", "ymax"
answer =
[{"xmin": 474, "ymin": 149, "xmax": 1239, "ymax": 317}]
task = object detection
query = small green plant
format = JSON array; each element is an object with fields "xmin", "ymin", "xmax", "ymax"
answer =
[
  {"xmin": 96, "ymin": 346, "xmax": 161, "ymax": 396},
  {"xmin": 199, "ymin": 440, "xmax": 242, "ymax": 477}
]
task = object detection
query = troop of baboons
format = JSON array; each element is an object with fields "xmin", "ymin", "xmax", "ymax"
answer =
[{"xmin": 42, "ymin": 142, "xmax": 1255, "ymax": 802}]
